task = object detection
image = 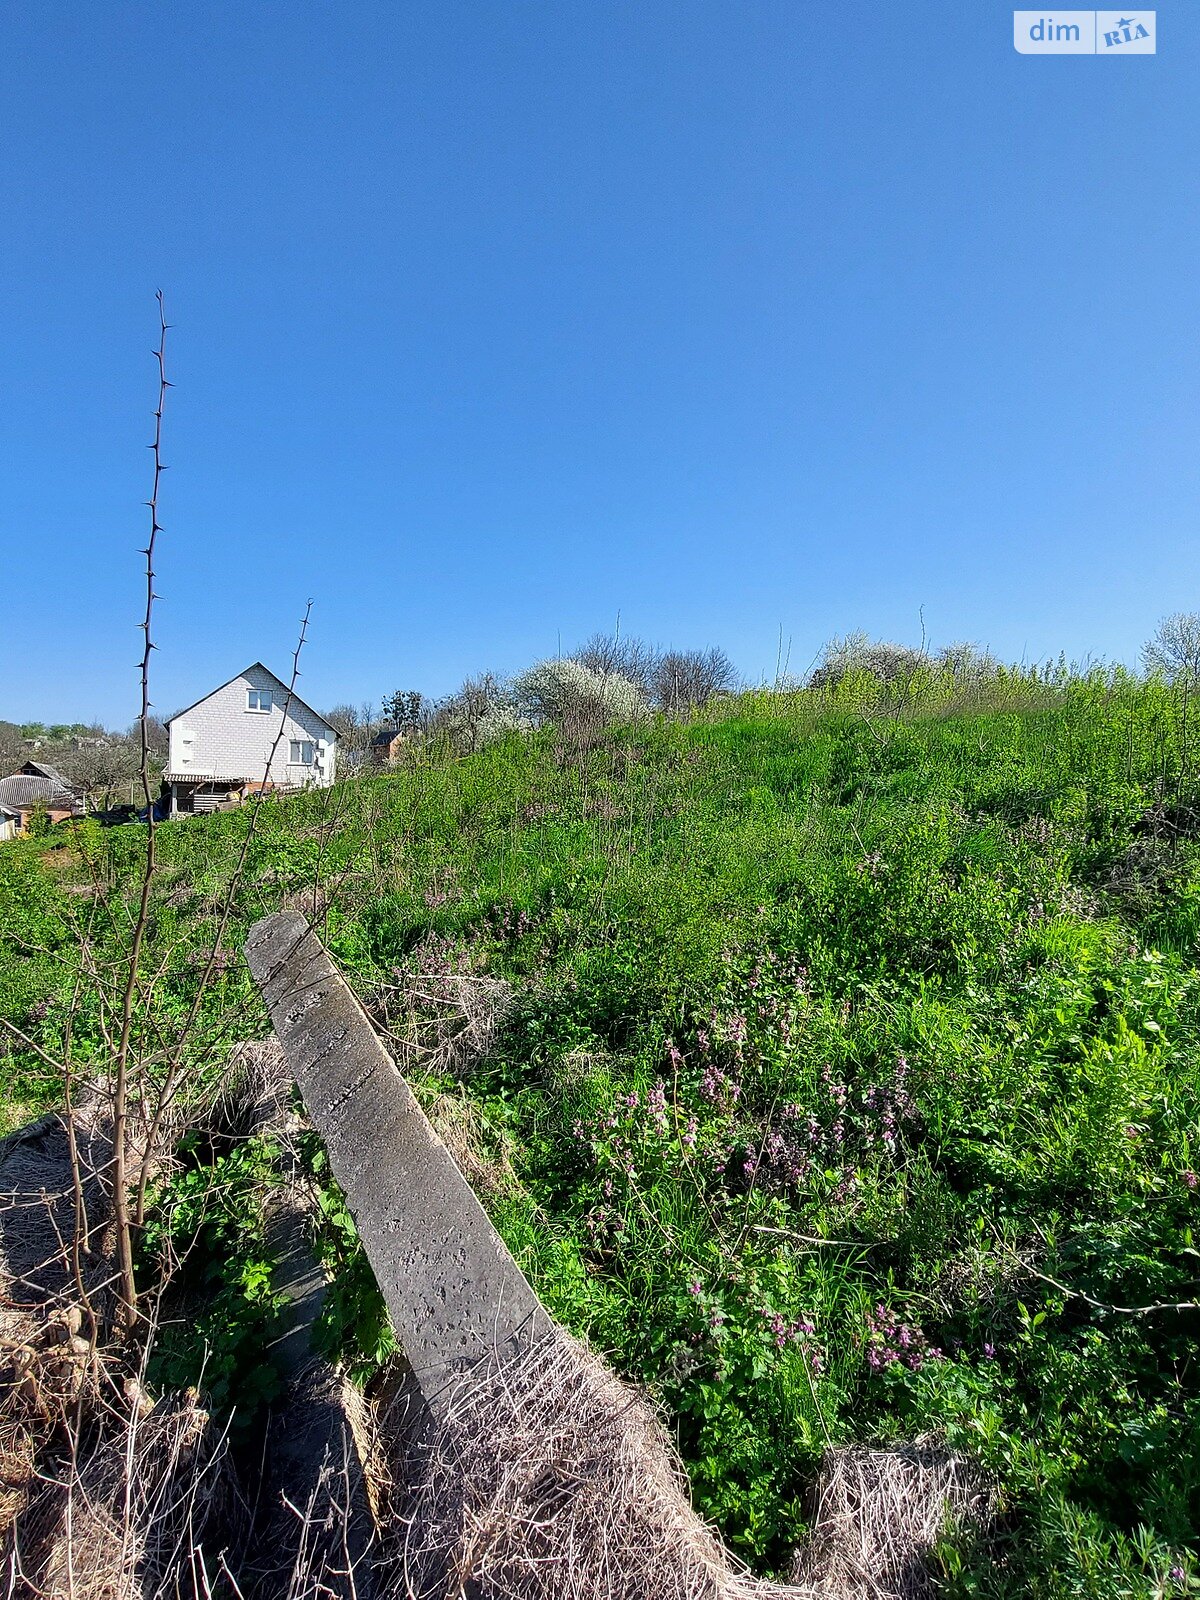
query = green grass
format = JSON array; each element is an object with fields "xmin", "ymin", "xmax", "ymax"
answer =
[{"xmin": 3, "ymin": 671, "xmax": 1200, "ymax": 1593}]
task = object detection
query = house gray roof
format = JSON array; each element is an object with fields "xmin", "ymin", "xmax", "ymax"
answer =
[
  {"xmin": 21, "ymin": 760, "xmax": 71, "ymax": 786},
  {"xmin": 0, "ymin": 774, "xmax": 80, "ymax": 813},
  {"xmin": 167, "ymin": 662, "xmax": 335, "ymax": 735}
]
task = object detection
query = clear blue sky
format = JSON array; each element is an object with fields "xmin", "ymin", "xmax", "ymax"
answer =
[{"xmin": 1, "ymin": 2, "xmax": 1195, "ymax": 724}]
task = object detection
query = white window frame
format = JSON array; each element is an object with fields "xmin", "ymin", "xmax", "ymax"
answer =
[
  {"xmin": 289, "ymin": 739, "xmax": 315, "ymax": 766},
  {"xmin": 247, "ymin": 688, "xmax": 274, "ymax": 713}
]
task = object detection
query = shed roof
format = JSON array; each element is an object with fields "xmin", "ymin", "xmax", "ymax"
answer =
[{"xmin": 0, "ymin": 774, "xmax": 80, "ymax": 813}]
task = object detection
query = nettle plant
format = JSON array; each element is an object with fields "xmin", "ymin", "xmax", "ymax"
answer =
[
  {"xmin": 570, "ymin": 942, "xmax": 926, "ymax": 1306},
  {"xmin": 693, "ymin": 947, "xmax": 919, "ymax": 1204}
]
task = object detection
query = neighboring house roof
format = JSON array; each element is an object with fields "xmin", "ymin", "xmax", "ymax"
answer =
[
  {"xmin": 370, "ymin": 728, "xmax": 403, "ymax": 747},
  {"xmin": 167, "ymin": 662, "xmax": 336, "ymax": 736},
  {"xmin": 0, "ymin": 774, "xmax": 79, "ymax": 814},
  {"xmin": 21, "ymin": 760, "xmax": 71, "ymax": 786}
]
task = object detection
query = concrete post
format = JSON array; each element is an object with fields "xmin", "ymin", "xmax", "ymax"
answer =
[{"xmin": 244, "ymin": 911, "xmax": 553, "ymax": 1412}]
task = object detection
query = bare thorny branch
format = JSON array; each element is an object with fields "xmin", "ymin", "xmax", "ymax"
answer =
[
  {"xmin": 107, "ymin": 290, "xmax": 171, "ymax": 1330},
  {"xmin": 90, "ymin": 293, "xmax": 321, "ymax": 1321},
  {"xmin": 133, "ymin": 598, "xmax": 314, "ymax": 1231},
  {"xmin": 0, "ymin": 294, "xmax": 366, "ymax": 1600}
]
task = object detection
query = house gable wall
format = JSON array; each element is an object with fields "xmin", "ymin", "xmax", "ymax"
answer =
[{"xmin": 168, "ymin": 666, "xmax": 337, "ymax": 787}]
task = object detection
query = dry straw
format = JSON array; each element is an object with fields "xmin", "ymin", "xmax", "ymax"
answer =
[
  {"xmin": 395, "ymin": 1329, "xmax": 989, "ymax": 1600},
  {"xmin": 790, "ymin": 1442, "xmax": 992, "ymax": 1600}
]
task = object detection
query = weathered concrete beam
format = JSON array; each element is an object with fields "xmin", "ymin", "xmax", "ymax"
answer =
[{"xmin": 245, "ymin": 912, "xmax": 553, "ymax": 1411}]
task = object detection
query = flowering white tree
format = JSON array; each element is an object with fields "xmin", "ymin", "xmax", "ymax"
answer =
[
  {"xmin": 1143, "ymin": 613, "xmax": 1200, "ymax": 683},
  {"xmin": 513, "ymin": 658, "xmax": 648, "ymax": 733},
  {"xmin": 434, "ymin": 673, "xmax": 533, "ymax": 752},
  {"xmin": 807, "ymin": 632, "xmax": 928, "ymax": 689}
]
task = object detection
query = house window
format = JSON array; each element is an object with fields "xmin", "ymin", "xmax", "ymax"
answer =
[
  {"xmin": 247, "ymin": 689, "xmax": 273, "ymax": 712},
  {"xmin": 289, "ymin": 740, "xmax": 315, "ymax": 765}
]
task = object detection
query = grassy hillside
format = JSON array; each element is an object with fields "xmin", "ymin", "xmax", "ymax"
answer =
[{"xmin": 3, "ymin": 672, "xmax": 1200, "ymax": 1594}]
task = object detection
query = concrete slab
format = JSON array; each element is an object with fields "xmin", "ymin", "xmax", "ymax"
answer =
[{"xmin": 244, "ymin": 912, "xmax": 553, "ymax": 1413}]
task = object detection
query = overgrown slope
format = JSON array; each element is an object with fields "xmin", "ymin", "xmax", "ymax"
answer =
[{"xmin": 3, "ymin": 673, "xmax": 1200, "ymax": 1594}]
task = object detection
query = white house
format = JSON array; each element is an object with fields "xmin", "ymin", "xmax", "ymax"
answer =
[{"xmin": 165, "ymin": 663, "xmax": 337, "ymax": 815}]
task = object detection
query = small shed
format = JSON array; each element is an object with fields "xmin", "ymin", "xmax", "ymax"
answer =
[
  {"xmin": 370, "ymin": 728, "xmax": 408, "ymax": 764},
  {"xmin": 0, "ymin": 770, "xmax": 83, "ymax": 840}
]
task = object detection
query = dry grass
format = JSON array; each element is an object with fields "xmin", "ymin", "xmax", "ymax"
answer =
[
  {"xmin": 0, "ymin": 1109, "xmax": 112, "ymax": 1314},
  {"xmin": 0, "ymin": 1107, "xmax": 114, "ymax": 1547},
  {"xmin": 425, "ymin": 1092, "xmax": 519, "ymax": 1202},
  {"xmin": 366, "ymin": 937, "xmax": 513, "ymax": 1082},
  {"xmin": 790, "ymin": 1443, "xmax": 992, "ymax": 1599},
  {"xmin": 7, "ymin": 1387, "xmax": 232, "ymax": 1600},
  {"xmin": 392, "ymin": 1331, "xmax": 991, "ymax": 1600},
  {"xmin": 0, "ymin": 1100, "xmax": 234, "ymax": 1600},
  {"xmin": 0, "ymin": 1302, "xmax": 94, "ymax": 1534},
  {"xmin": 397, "ymin": 1331, "xmax": 803, "ymax": 1600},
  {"xmin": 211, "ymin": 1038, "xmax": 294, "ymax": 1140},
  {"xmin": 247, "ymin": 1363, "xmax": 380, "ymax": 1600}
]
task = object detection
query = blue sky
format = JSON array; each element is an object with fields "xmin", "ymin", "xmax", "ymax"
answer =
[{"xmin": 1, "ymin": 2, "xmax": 1195, "ymax": 724}]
